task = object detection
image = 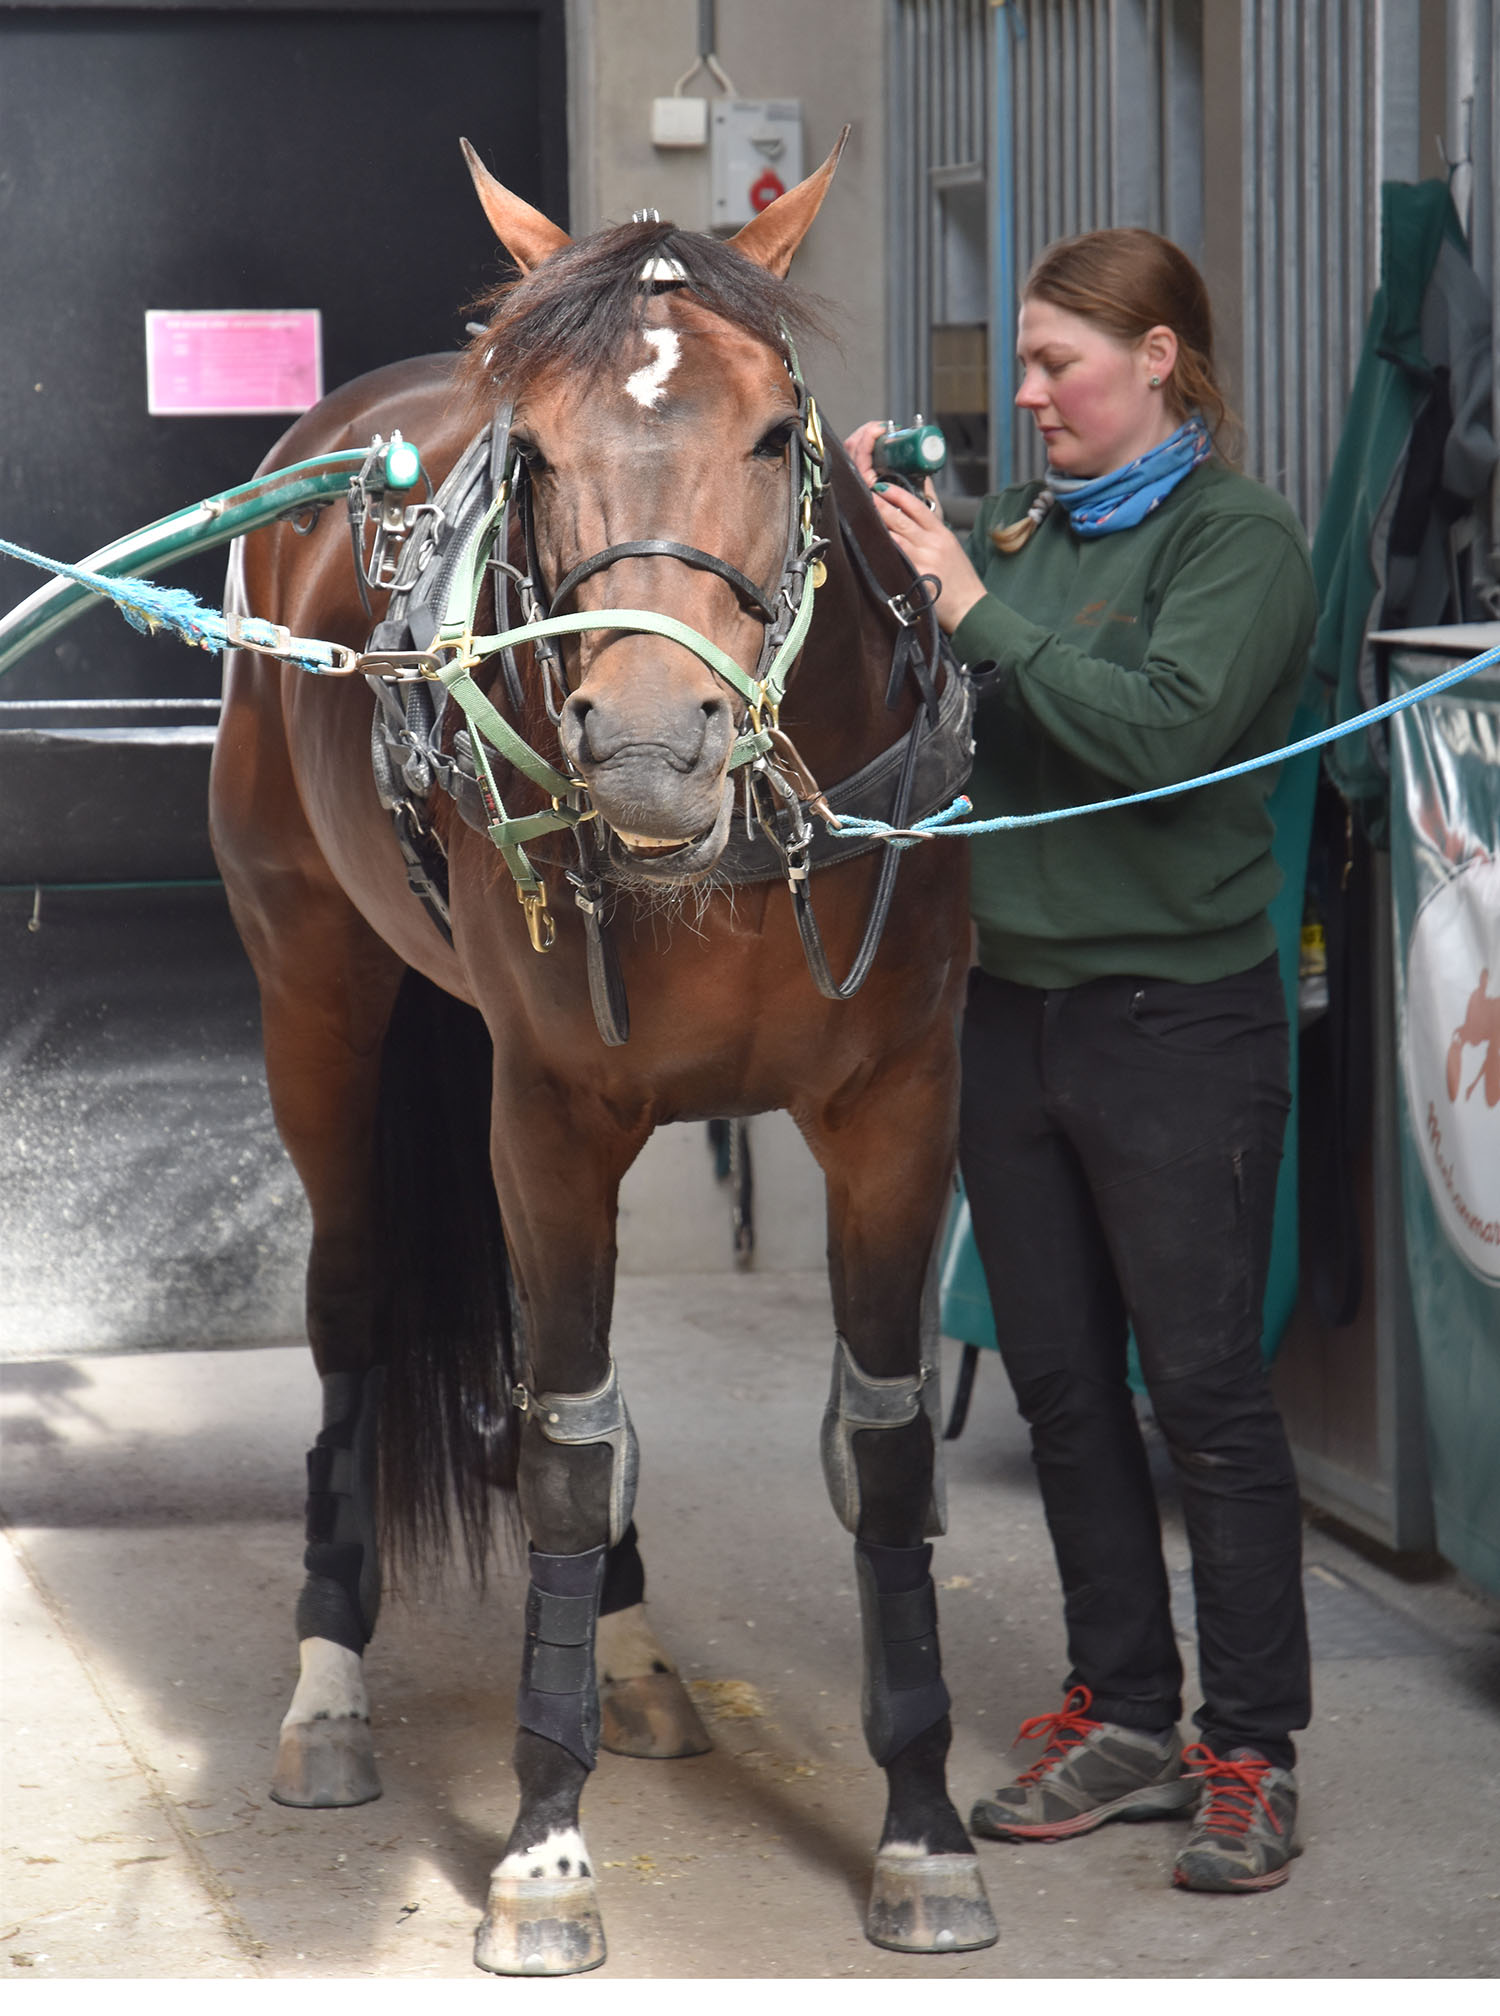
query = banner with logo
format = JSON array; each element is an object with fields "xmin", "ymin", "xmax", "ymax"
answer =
[{"xmin": 1391, "ymin": 650, "xmax": 1500, "ymax": 1598}]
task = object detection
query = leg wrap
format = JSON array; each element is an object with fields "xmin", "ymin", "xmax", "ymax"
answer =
[
  {"xmin": 820, "ymin": 1333, "xmax": 946, "ymax": 1537},
  {"xmin": 525, "ymin": 1360, "xmax": 639, "ymax": 1548},
  {"xmin": 856, "ymin": 1540, "xmax": 951, "ymax": 1766},
  {"xmin": 298, "ymin": 1367, "xmax": 383, "ymax": 1652},
  {"xmin": 516, "ymin": 1544, "xmax": 607, "ymax": 1772}
]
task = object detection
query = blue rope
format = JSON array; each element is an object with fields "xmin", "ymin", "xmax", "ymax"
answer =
[
  {"xmin": 831, "ymin": 641, "xmax": 1500, "ymax": 846},
  {"xmin": 0, "ymin": 535, "xmax": 344, "ymax": 674},
  {"xmin": 5, "ymin": 530, "xmax": 1498, "ymax": 842}
]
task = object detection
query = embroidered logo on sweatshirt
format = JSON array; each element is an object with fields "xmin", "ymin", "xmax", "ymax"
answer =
[{"xmin": 1074, "ymin": 599, "xmax": 1138, "ymax": 629}]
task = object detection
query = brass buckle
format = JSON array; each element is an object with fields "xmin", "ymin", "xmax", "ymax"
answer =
[
  {"xmin": 518, "ymin": 880, "xmax": 556, "ymax": 953},
  {"xmin": 804, "ymin": 395, "xmax": 826, "ymax": 464}
]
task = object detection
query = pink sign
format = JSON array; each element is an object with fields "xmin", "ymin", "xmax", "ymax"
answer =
[{"xmin": 146, "ymin": 310, "xmax": 323, "ymax": 416}]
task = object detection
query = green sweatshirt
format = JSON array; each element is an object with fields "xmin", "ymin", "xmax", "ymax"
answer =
[{"xmin": 950, "ymin": 460, "xmax": 1317, "ymax": 987}]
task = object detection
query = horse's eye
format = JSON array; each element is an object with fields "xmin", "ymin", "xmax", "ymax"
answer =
[
  {"xmin": 752, "ymin": 424, "xmax": 793, "ymax": 462},
  {"xmin": 513, "ymin": 438, "xmax": 550, "ymax": 475}
]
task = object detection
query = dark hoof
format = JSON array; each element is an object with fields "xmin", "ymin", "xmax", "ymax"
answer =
[
  {"xmin": 599, "ymin": 1672, "xmax": 712, "ymax": 1759},
  {"xmin": 269, "ymin": 1718, "xmax": 382, "ymax": 1808},
  {"xmin": 474, "ymin": 1877, "xmax": 607, "ymax": 1975},
  {"xmin": 865, "ymin": 1850, "xmax": 999, "ymax": 1954}
]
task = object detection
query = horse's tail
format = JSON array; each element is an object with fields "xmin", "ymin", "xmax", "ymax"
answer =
[{"xmin": 372, "ymin": 965, "xmax": 519, "ymax": 1580}]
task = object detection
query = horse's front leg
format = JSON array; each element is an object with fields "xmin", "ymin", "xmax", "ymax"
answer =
[
  {"xmin": 473, "ymin": 1081, "xmax": 649, "ymax": 1977},
  {"xmin": 804, "ymin": 1050, "xmax": 1000, "ymax": 1956}
]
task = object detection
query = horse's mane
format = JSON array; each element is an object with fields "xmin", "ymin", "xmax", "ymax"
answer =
[{"xmin": 459, "ymin": 218, "xmax": 835, "ymax": 402}]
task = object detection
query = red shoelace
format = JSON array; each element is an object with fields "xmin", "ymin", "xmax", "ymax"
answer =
[
  {"xmin": 1012, "ymin": 1685, "xmax": 1102, "ymax": 1786},
  {"xmin": 1181, "ymin": 1743, "xmax": 1283, "ymax": 1836}
]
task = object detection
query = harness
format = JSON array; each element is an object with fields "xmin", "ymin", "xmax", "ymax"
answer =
[{"xmin": 362, "ymin": 338, "xmax": 974, "ymax": 1045}]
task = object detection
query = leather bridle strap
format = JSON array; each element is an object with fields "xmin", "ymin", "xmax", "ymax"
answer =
[
  {"xmin": 547, "ymin": 539, "xmax": 779, "ymax": 624},
  {"xmin": 779, "ymin": 686, "xmax": 929, "ymax": 1000}
]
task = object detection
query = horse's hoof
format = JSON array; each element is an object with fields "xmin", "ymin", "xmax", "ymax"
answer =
[
  {"xmin": 865, "ymin": 1850, "xmax": 999, "ymax": 1954},
  {"xmin": 474, "ymin": 1877, "xmax": 607, "ymax": 1976},
  {"xmin": 269, "ymin": 1718, "xmax": 382, "ymax": 1808},
  {"xmin": 599, "ymin": 1672, "xmax": 712, "ymax": 1759}
]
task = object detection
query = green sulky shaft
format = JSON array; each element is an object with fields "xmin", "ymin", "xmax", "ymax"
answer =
[{"xmin": 0, "ymin": 452, "xmax": 369, "ymax": 680}]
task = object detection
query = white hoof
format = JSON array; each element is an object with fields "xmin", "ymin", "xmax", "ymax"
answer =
[
  {"xmin": 476, "ymin": 1828, "xmax": 605, "ymax": 1975},
  {"xmin": 270, "ymin": 1638, "xmax": 380, "ymax": 1807},
  {"xmin": 474, "ymin": 1876, "xmax": 606, "ymax": 1976},
  {"xmin": 865, "ymin": 1849, "xmax": 999, "ymax": 1954},
  {"xmin": 596, "ymin": 1604, "xmax": 712, "ymax": 1758}
]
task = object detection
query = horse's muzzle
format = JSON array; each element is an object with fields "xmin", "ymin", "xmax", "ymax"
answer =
[
  {"xmin": 561, "ymin": 679, "xmax": 739, "ymax": 882},
  {"xmin": 602, "ymin": 777, "xmax": 736, "ymax": 885}
]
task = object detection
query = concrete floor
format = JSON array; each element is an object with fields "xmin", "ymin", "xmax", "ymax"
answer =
[{"xmin": 3, "ymin": 1271, "xmax": 1499, "ymax": 1982}]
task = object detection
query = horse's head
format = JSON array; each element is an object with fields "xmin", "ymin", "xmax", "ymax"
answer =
[{"xmin": 460, "ymin": 134, "xmax": 845, "ymax": 884}]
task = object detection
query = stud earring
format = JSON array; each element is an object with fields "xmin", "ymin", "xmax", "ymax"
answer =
[{"xmin": 1149, "ymin": 374, "xmax": 1162, "ymax": 387}]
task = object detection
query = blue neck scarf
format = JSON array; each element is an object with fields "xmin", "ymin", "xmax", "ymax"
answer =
[{"xmin": 1047, "ymin": 415, "xmax": 1212, "ymax": 538}]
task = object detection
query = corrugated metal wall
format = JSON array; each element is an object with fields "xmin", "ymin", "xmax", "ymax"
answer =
[
  {"xmin": 885, "ymin": 0, "xmax": 993, "ymax": 491},
  {"xmin": 887, "ymin": 0, "xmax": 1203, "ymax": 490},
  {"xmin": 888, "ymin": 0, "xmax": 1446, "ymax": 530},
  {"xmin": 1239, "ymin": 0, "xmax": 1421, "ymax": 533}
]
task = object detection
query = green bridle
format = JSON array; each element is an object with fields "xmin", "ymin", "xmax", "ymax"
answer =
[{"xmin": 404, "ymin": 341, "xmax": 831, "ymax": 949}]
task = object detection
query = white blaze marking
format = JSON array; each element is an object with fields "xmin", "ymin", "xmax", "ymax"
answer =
[
  {"xmin": 625, "ymin": 327, "xmax": 680, "ymax": 409},
  {"xmin": 279, "ymin": 1636, "xmax": 368, "ymax": 1729},
  {"xmin": 495, "ymin": 1826, "xmax": 593, "ymax": 1884}
]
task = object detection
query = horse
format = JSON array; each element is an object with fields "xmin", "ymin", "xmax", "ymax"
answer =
[{"xmin": 208, "ymin": 133, "xmax": 993, "ymax": 1974}]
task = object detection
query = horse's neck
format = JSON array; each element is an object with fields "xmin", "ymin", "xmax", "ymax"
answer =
[{"xmin": 778, "ymin": 459, "xmax": 929, "ymax": 779}]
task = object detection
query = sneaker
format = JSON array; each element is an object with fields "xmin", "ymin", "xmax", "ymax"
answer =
[
  {"xmin": 969, "ymin": 1686, "xmax": 1198, "ymax": 1842},
  {"xmin": 1172, "ymin": 1743, "xmax": 1303, "ymax": 1892}
]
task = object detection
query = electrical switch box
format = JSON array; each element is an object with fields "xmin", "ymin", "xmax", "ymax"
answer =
[
  {"xmin": 709, "ymin": 99, "xmax": 803, "ymax": 229},
  {"xmin": 651, "ymin": 96, "xmax": 709, "ymax": 149}
]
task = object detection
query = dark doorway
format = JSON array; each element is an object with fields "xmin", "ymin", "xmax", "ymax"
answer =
[
  {"xmin": 0, "ymin": 3, "xmax": 566, "ymax": 1355},
  {"xmin": 0, "ymin": 0, "xmax": 567, "ymax": 702}
]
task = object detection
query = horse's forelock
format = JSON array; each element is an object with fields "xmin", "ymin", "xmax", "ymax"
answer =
[{"xmin": 459, "ymin": 220, "xmax": 834, "ymax": 407}]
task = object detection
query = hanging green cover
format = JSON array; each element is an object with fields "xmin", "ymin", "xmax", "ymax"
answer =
[{"xmin": 1309, "ymin": 182, "xmax": 1494, "ymax": 840}]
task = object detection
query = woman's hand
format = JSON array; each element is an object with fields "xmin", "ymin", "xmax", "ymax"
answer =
[
  {"xmin": 868, "ymin": 479, "xmax": 988, "ymax": 636},
  {"xmin": 841, "ymin": 421, "xmax": 943, "ymax": 514},
  {"xmin": 843, "ymin": 420, "xmax": 887, "ymax": 488}
]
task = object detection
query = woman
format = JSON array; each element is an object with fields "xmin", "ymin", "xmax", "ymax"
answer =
[{"xmin": 847, "ymin": 227, "xmax": 1315, "ymax": 1894}]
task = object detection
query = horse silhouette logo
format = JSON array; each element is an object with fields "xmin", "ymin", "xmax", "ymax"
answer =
[
  {"xmin": 1402, "ymin": 856, "xmax": 1500, "ymax": 1285},
  {"xmin": 1446, "ymin": 966, "xmax": 1500, "ymax": 1109}
]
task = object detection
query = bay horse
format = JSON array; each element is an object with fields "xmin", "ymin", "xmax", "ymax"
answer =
[{"xmin": 208, "ymin": 135, "xmax": 993, "ymax": 1973}]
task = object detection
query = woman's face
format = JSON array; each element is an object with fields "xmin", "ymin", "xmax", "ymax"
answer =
[{"xmin": 1014, "ymin": 297, "xmax": 1179, "ymax": 478}]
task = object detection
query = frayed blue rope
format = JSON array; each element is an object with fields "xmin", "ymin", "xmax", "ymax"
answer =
[
  {"xmin": 831, "ymin": 641, "xmax": 1500, "ymax": 843},
  {"xmin": 0, "ymin": 535, "xmax": 344, "ymax": 674}
]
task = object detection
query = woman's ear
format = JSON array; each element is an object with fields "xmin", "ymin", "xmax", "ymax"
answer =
[{"xmin": 1143, "ymin": 324, "xmax": 1180, "ymax": 388}]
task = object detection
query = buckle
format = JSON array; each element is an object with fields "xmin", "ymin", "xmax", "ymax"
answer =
[
  {"xmin": 885, "ymin": 573, "xmax": 941, "ymax": 629},
  {"xmin": 356, "ymin": 648, "xmax": 442, "ymax": 680}
]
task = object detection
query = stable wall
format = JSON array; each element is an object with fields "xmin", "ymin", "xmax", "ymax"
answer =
[{"xmin": 565, "ymin": 0, "xmax": 888, "ymax": 439}]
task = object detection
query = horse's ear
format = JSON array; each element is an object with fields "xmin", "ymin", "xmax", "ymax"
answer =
[
  {"xmin": 460, "ymin": 137, "xmax": 572, "ymax": 271},
  {"xmin": 728, "ymin": 127, "xmax": 850, "ymax": 277}
]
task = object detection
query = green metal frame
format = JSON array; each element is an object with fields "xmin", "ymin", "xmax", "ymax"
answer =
[{"xmin": 0, "ymin": 451, "xmax": 369, "ymax": 680}]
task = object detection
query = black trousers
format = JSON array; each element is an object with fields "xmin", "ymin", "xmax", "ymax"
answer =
[{"xmin": 959, "ymin": 956, "xmax": 1310, "ymax": 1767}]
